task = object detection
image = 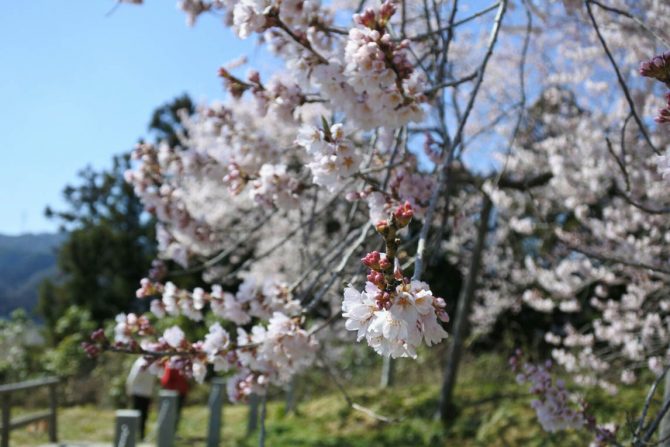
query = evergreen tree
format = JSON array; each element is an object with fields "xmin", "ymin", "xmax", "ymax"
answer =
[{"xmin": 38, "ymin": 94, "xmax": 194, "ymax": 343}]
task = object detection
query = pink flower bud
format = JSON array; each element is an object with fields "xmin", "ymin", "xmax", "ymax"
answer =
[
  {"xmin": 345, "ymin": 191, "xmax": 361, "ymax": 201},
  {"xmin": 248, "ymin": 70, "xmax": 261, "ymax": 84},
  {"xmin": 361, "ymin": 251, "xmax": 382, "ymax": 269},
  {"xmin": 378, "ymin": 257, "xmax": 392, "ymax": 271},
  {"xmin": 90, "ymin": 328, "xmax": 107, "ymax": 343},
  {"xmin": 367, "ymin": 270, "xmax": 385, "ymax": 287},
  {"xmin": 640, "ymin": 52, "xmax": 670, "ymax": 86},
  {"xmin": 375, "ymin": 219, "xmax": 390, "ymax": 235},
  {"xmin": 217, "ymin": 67, "xmax": 231, "ymax": 79},
  {"xmin": 354, "ymin": 9, "xmax": 377, "ymax": 29},
  {"xmin": 655, "ymin": 93, "xmax": 670, "ymax": 124},
  {"xmin": 81, "ymin": 342, "xmax": 100, "ymax": 358},
  {"xmin": 379, "ymin": 1, "xmax": 397, "ymax": 22},
  {"xmin": 393, "ymin": 201, "xmax": 414, "ymax": 227}
]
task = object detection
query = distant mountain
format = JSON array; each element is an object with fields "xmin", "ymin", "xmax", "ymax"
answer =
[{"xmin": 0, "ymin": 233, "xmax": 65, "ymax": 317}]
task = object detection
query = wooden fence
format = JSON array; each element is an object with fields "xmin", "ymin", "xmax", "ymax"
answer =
[
  {"xmin": 0, "ymin": 377, "xmax": 59, "ymax": 447},
  {"xmin": 114, "ymin": 378, "xmax": 226, "ymax": 447}
]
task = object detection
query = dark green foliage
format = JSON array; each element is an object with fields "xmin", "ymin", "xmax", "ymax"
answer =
[
  {"xmin": 149, "ymin": 93, "xmax": 194, "ymax": 146},
  {"xmin": 38, "ymin": 153, "xmax": 155, "ymax": 343},
  {"xmin": 36, "ymin": 94, "xmax": 196, "ymax": 345}
]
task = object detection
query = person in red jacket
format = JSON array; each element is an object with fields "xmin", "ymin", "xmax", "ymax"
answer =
[{"xmin": 161, "ymin": 363, "xmax": 189, "ymax": 429}]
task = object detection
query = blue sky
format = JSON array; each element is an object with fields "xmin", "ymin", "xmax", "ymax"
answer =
[
  {"xmin": 0, "ymin": 1, "xmax": 259, "ymax": 235},
  {"xmin": 0, "ymin": 1, "xmax": 514, "ymax": 235}
]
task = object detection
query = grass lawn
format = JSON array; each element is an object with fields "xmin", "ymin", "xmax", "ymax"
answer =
[{"xmin": 7, "ymin": 354, "xmax": 654, "ymax": 446}]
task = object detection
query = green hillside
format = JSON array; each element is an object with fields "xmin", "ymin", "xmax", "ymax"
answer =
[{"xmin": 0, "ymin": 233, "xmax": 64, "ymax": 316}]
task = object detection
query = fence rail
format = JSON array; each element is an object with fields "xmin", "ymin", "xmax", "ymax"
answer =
[{"xmin": 0, "ymin": 377, "xmax": 59, "ymax": 447}]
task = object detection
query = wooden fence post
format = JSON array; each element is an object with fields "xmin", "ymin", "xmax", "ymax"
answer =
[
  {"xmin": 247, "ymin": 393, "xmax": 259, "ymax": 435},
  {"xmin": 0, "ymin": 377, "xmax": 60, "ymax": 447},
  {"xmin": 1, "ymin": 394, "xmax": 9, "ymax": 447},
  {"xmin": 48, "ymin": 382, "xmax": 58, "ymax": 442},
  {"xmin": 207, "ymin": 379, "xmax": 225, "ymax": 447},
  {"xmin": 285, "ymin": 377, "xmax": 296, "ymax": 414},
  {"xmin": 380, "ymin": 357, "xmax": 395, "ymax": 388},
  {"xmin": 114, "ymin": 409, "xmax": 140, "ymax": 447},
  {"xmin": 156, "ymin": 390, "xmax": 178, "ymax": 447}
]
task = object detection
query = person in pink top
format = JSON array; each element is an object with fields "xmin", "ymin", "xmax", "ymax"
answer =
[{"xmin": 161, "ymin": 363, "xmax": 189, "ymax": 429}]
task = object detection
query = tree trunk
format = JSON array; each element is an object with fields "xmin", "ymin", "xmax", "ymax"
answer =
[{"xmin": 436, "ymin": 195, "xmax": 492, "ymax": 423}]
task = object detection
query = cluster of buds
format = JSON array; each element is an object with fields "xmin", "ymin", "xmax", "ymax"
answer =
[
  {"xmin": 136, "ymin": 277, "xmax": 162, "ymax": 299},
  {"xmin": 342, "ymin": 271, "xmax": 448, "ymax": 358},
  {"xmin": 81, "ymin": 329, "xmax": 108, "ymax": 358},
  {"xmin": 114, "ymin": 313, "xmax": 155, "ymax": 343},
  {"xmin": 364, "ymin": 202, "xmax": 414, "ymax": 292},
  {"xmin": 640, "ymin": 52, "xmax": 670, "ymax": 87},
  {"xmin": 218, "ymin": 67, "xmax": 256, "ymax": 99},
  {"xmin": 353, "ymin": 1, "xmax": 397, "ymax": 31},
  {"xmin": 392, "ymin": 201, "xmax": 414, "ymax": 227},
  {"xmin": 362, "ymin": 251, "xmax": 394, "ymax": 296},
  {"xmin": 640, "ymin": 52, "xmax": 670, "ymax": 124},
  {"xmin": 656, "ymin": 92, "xmax": 670, "ymax": 124},
  {"xmin": 350, "ymin": 3, "xmax": 415, "ymax": 83}
]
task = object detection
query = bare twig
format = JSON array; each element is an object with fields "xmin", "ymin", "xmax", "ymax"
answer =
[
  {"xmin": 585, "ymin": 0, "xmax": 660, "ymax": 155},
  {"xmin": 413, "ymin": 0, "xmax": 508, "ymax": 281},
  {"xmin": 606, "ymin": 136, "xmax": 631, "ymax": 191},
  {"xmin": 589, "ymin": 0, "xmax": 670, "ymax": 48},
  {"xmin": 317, "ymin": 353, "xmax": 398, "ymax": 424},
  {"xmin": 557, "ymin": 232, "xmax": 670, "ymax": 275},
  {"xmin": 614, "ymin": 184, "xmax": 670, "ymax": 215},
  {"xmin": 303, "ymin": 223, "xmax": 373, "ymax": 312},
  {"xmin": 424, "ymin": 72, "xmax": 478, "ymax": 96},
  {"xmin": 635, "ymin": 364, "xmax": 670, "ymax": 441},
  {"xmin": 409, "ymin": 2, "xmax": 501, "ymax": 42}
]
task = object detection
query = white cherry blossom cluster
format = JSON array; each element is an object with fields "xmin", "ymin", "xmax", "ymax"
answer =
[
  {"xmin": 296, "ymin": 122, "xmax": 361, "ymax": 192},
  {"xmin": 470, "ymin": 18, "xmax": 670, "ymax": 389},
  {"xmin": 362, "ymin": 161, "xmax": 434, "ymax": 223},
  {"xmin": 341, "ymin": 5, "xmax": 425, "ymax": 129},
  {"xmin": 113, "ymin": 313, "xmax": 154, "ymax": 345},
  {"xmin": 181, "ymin": 102, "xmax": 301, "ymax": 205},
  {"xmin": 136, "ymin": 275, "xmax": 301, "ymax": 325},
  {"xmin": 202, "ymin": 312, "xmax": 317, "ymax": 401},
  {"xmin": 252, "ymin": 75, "xmax": 305, "ymax": 123},
  {"xmin": 106, "ymin": 311, "xmax": 317, "ymax": 400},
  {"xmin": 250, "ymin": 163, "xmax": 301, "ymax": 209},
  {"xmin": 342, "ymin": 202, "xmax": 448, "ymax": 358},
  {"xmin": 103, "ymin": 0, "xmax": 670, "ymax": 435},
  {"xmin": 232, "ymin": 0, "xmax": 330, "ymax": 42},
  {"xmin": 124, "ymin": 142, "xmax": 221, "ymax": 266},
  {"xmin": 343, "ymin": 280, "xmax": 448, "ymax": 358},
  {"xmin": 232, "ymin": 0, "xmax": 269, "ymax": 38}
]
